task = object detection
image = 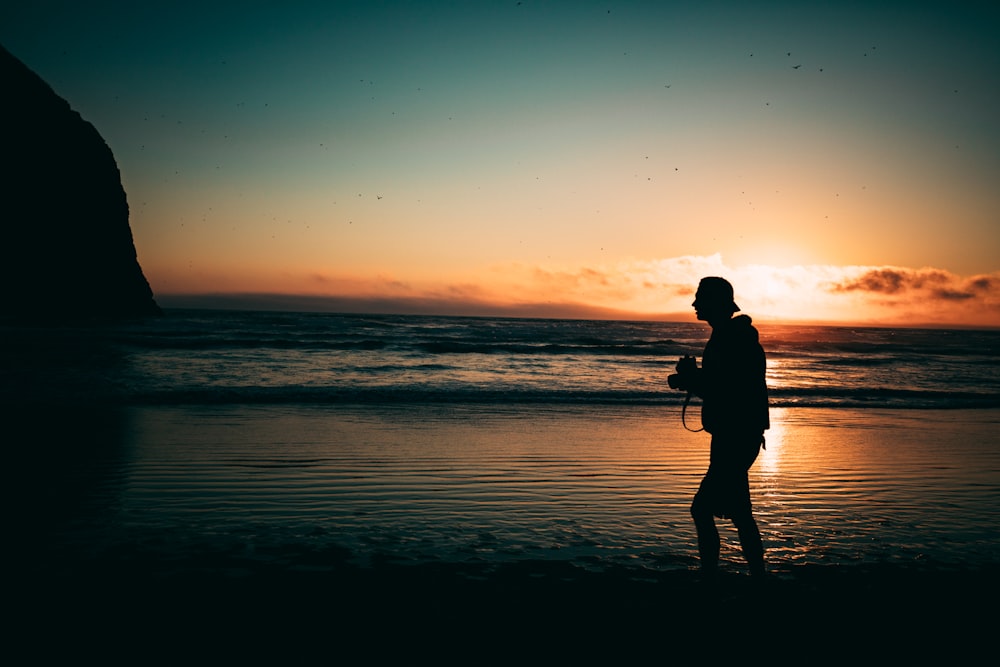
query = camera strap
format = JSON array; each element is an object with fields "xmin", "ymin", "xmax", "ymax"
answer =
[{"xmin": 681, "ymin": 392, "xmax": 704, "ymax": 432}]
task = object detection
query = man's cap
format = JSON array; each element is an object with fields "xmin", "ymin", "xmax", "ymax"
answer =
[{"xmin": 697, "ymin": 276, "xmax": 740, "ymax": 312}]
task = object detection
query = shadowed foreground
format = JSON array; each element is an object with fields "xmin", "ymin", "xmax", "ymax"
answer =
[{"xmin": 11, "ymin": 552, "xmax": 996, "ymax": 662}]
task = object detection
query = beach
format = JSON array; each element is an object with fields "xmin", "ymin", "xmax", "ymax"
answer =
[
  {"xmin": 4, "ymin": 311, "xmax": 999, "ymax": 659},
  {"xmin": 9, "ymin": 401, "xmax": 999, "ymax": 660}
]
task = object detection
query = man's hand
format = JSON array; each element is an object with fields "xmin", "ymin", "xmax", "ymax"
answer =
[{"xmin": 668, "ymin": 355, "xmax": 698, "ymax": 391}]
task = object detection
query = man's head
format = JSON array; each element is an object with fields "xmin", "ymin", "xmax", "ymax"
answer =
[{"xmin": 692, "ymin": 276, "xmax": 740, "ymax": 323}]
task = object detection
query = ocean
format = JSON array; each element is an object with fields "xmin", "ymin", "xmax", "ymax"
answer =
[
  {"xmin": 5, "ymin": 310, "xmax": 1000, "ymax": 582},
  {"xmin": 14, "ymin": 308, "xmax": 998, "ymax": 409}
]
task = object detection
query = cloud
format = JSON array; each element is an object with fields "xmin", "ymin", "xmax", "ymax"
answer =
[
  {"xmin": 828, "ymin": 267, "xmax": 1000, "ymax": 304},
  {"xmin": 511, "ymin": 254, "xmax": 730, "ymax": 309},
  {"xmin": 831, "ymin": 267, "xmax": 951, "ymax": 295},
  {"xmin": 515, "ymin": 258, "xmax": 1000, "ymax": 326}
]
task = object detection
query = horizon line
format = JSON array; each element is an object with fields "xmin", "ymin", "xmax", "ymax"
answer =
[{"xmin": 153, "ymin": 292, "xmax": 1000, "ymax": 331}]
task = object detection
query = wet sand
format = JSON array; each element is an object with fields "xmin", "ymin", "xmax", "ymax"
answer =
[{"xmin": 8, "ymin": 403, "xmax": 999, "ymax": 660}]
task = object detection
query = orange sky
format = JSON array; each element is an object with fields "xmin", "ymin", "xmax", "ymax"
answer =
[{"xmin": 150, "ymin": 253, "xmax": 1000, "ymax": 328}]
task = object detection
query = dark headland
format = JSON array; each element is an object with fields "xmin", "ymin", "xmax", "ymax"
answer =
[{"xmin": 0, "ymin": 44, "xmax": 159, "ymax": 322}]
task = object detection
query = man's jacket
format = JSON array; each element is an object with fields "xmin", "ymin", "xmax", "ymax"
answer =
[{"xmin": 691, "ymin": 315, "xmax": 770, "ymax": 434}]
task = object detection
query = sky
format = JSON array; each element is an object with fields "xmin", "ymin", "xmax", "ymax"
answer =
[{"xmin": 3, "ymin": 0, "xmax": 999, "ymax": 327}]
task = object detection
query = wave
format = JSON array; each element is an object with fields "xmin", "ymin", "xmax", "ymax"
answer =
[
  {"xmin": 120, "ymin": 333, "xmax": 685, "ymax": 357},
  {"xmin": 124, "ymin": 336, "xmax": 391, "ymax": 351},
  {"xmin": 414, "ymin": 340, "xmax": 682, "ymax": 356},
  {"xmin": 119, "ymin": 384, "xmax": 1000, "ymax": 410}
]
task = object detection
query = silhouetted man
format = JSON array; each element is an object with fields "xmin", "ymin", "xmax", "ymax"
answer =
[{"xmin": 668, "ymin": 277, "xmax": 769, "ymax": 579}]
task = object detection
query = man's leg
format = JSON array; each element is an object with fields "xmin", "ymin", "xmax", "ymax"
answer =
[
  {"xmin": 690, "ymin": 491, "xmax": 720, "ymax": 576},
  {"xmin": 732, "ymin": 512, "xmax": 765, "ymax": 577},
  {"xmin": 732, "ymin": 436, "xmax": 765, "ymax": 577}
]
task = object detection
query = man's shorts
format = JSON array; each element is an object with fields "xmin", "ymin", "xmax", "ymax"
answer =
[{"xmin": 693, "ymin": 431, "xmax": 763, "ymax": 519}]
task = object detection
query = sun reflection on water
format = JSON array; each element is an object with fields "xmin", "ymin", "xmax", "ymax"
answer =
[{"xmin": 757, "ymin": 408, "xmax": 788, "ymax": 477}]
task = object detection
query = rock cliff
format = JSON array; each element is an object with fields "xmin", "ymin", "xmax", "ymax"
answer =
[{"xmin": 1, "ymin": 44, "xmax": 160, "ymax": 320}]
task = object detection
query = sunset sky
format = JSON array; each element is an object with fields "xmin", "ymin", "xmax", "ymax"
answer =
[{"xmin": 3, "ymin": 1, "xmax": 998, "ymax": 327}]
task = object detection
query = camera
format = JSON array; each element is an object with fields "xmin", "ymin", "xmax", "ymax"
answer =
[{"xmin": 667, "ymin": 355, "xmax": 698, "ymax": 390}]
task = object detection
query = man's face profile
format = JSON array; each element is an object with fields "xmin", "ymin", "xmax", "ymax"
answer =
[
  {"xmin": 692, "ymin": 283, "xmax": 735, "ymax": 323},
  {"xmin": 692, "ymin": 290, "xmax": 719, "ymax": 321}
]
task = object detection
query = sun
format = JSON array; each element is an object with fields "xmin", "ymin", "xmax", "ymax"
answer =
[{"xmin": 727, "ymin": 240, "xmax": 823, "ymax": 269}]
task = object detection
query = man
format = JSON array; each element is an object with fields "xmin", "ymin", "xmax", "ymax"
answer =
[{"xmin": 668, "ymin": 277, "xmax": 769, "ymax": 579}]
